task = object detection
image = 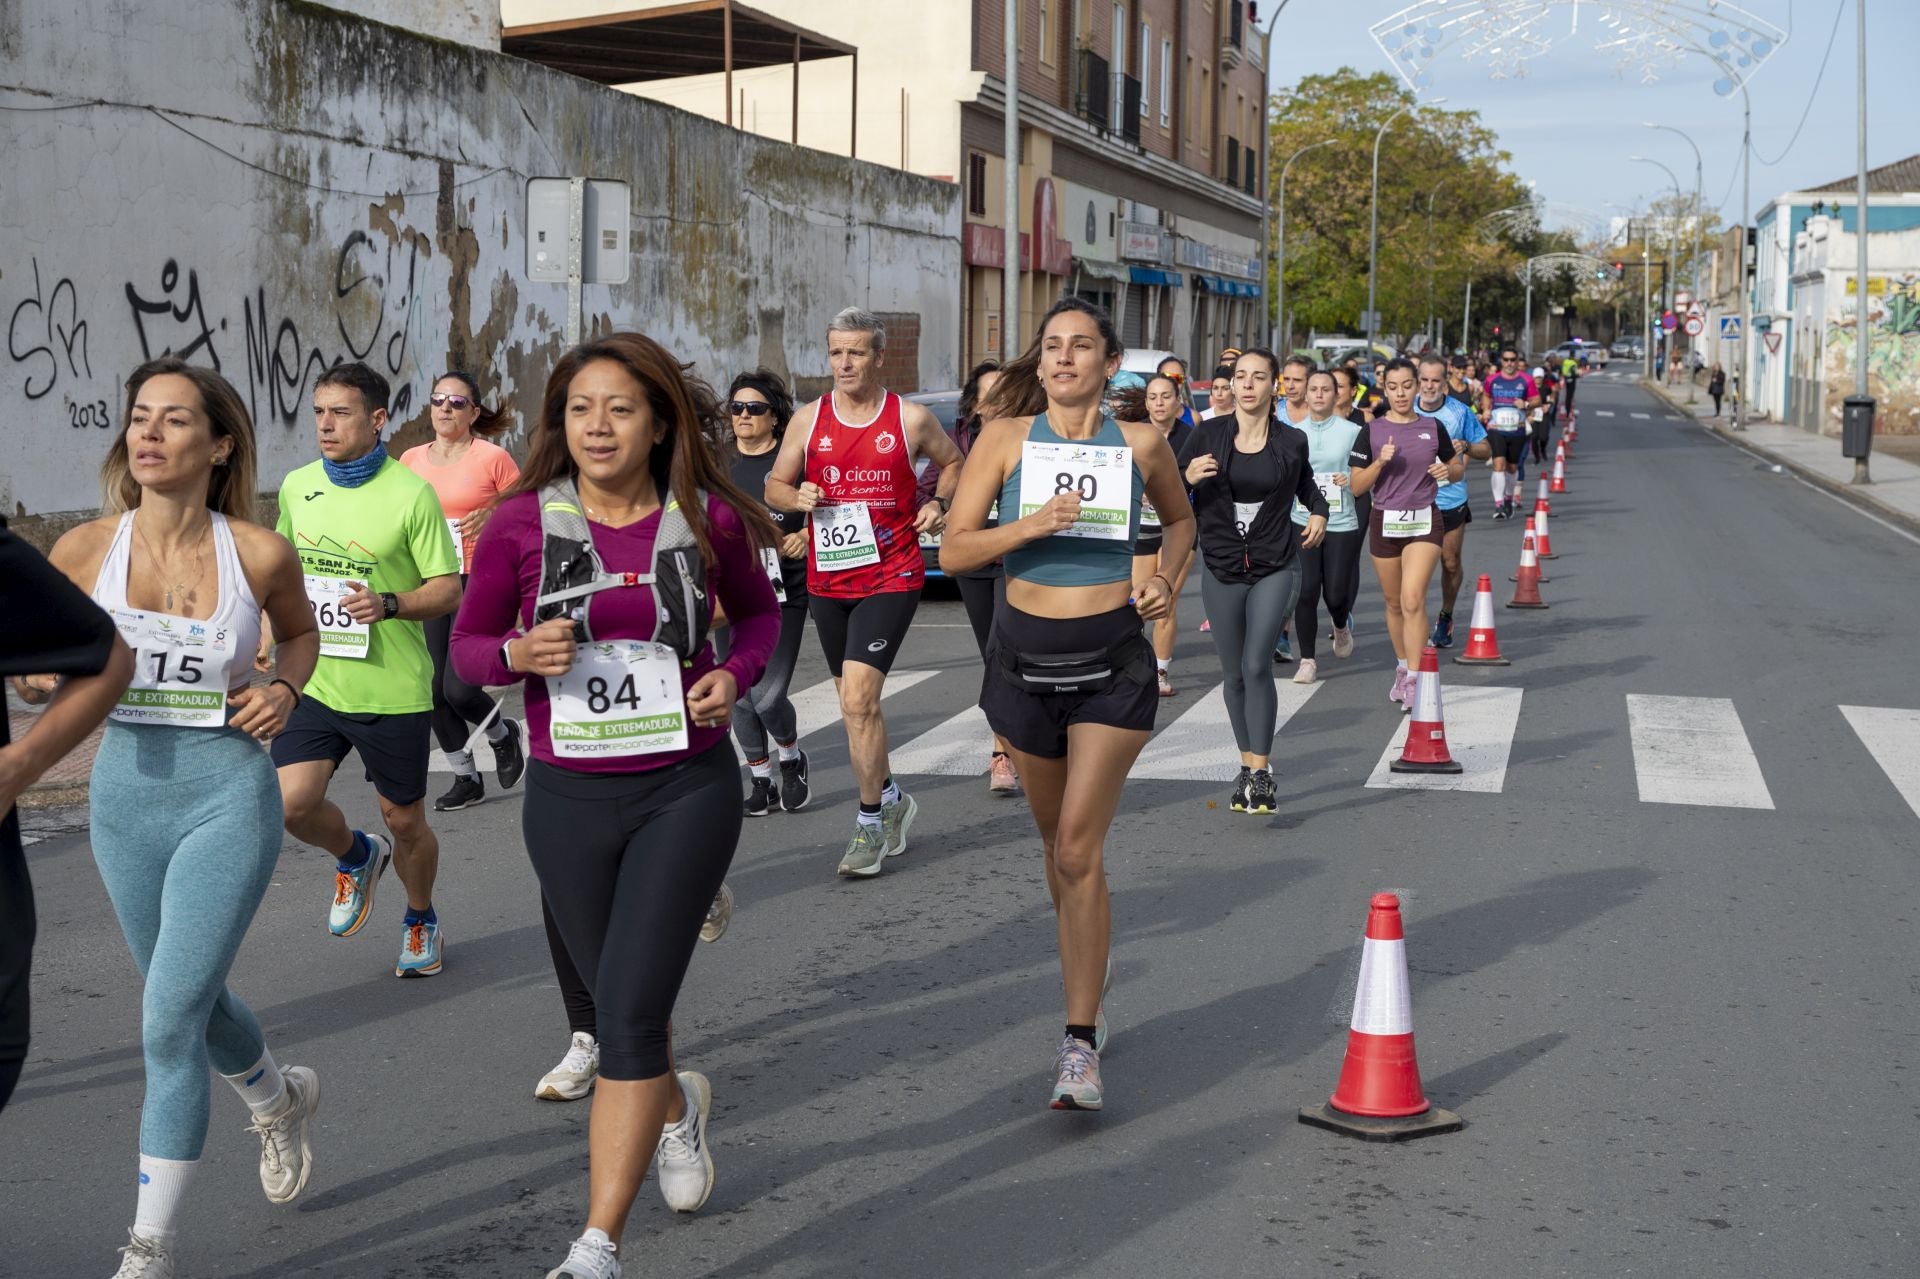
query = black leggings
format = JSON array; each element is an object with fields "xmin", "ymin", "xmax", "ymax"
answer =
[
  {"xmin": 1292, "ymin": 529, "xmax": 1365, "ymax": 660},
  {"xmin": 522, "ymin": 742, "xmax": 741, "ymax": 1080},
  {"xmin": 542, "ymin": 894, "xmax": 597, "ymax": 1037},
  {"xmin": 715, "ymin": 603, "xmax": 807, "ymax": 760},
  {"xmin": 423, "ymin": 589, "xmax": 499, "ymax": 753},
  {"xmin": 955, "ymin": 572, "xmax": 1005, "ymax": 657}
]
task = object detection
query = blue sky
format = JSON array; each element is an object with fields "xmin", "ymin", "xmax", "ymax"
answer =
[{"xmin": 1265, "ymin": 0, "xmax": 1910, "ymax": 227}]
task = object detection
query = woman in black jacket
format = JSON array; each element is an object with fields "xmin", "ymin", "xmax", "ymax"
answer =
[{"xmin": 1177, "ymin": 350, "xmax": 1328, "ymax": 815}]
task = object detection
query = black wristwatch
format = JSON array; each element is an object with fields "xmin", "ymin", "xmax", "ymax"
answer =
[
  {"xmin": 933, "ymin": 496, "xmax": 952, "ymax": 514},
  {"xmin": 379, "ymin": 592, "xmax": 400, "ymax": 620}
]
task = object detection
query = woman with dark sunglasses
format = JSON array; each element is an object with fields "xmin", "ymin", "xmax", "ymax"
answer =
[
  {"xmin": 720, "ymin": 370, "xmax": 811, "ymax": 817},
  {"xmin": 399, "ymin": 372, "xmax": 526, "ymax": 811}
]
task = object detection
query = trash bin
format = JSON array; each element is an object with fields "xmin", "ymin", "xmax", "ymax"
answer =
[{"xmin": 1842, "ymin": 396, "xmax": 1876, "ymax": 459}]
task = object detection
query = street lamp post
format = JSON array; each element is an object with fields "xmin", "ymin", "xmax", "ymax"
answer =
[
  {"xmin": 1276, "ymin": 137, "xmax": 1336, "ymax": 353},
  {"xmin": 1256, "ymin": 1, "xmax": 1298, "ymax": 350},
  {"xmin": 1366, "ymin": 97, "xmax": 1440, "ymax": 354},
  {"xmin": 1645, "ymin": 122, "xmax": 1705, "ymax": 399},
  {"xmin": 1848, "ymin": 0, "xmax": 1873, "ymax": 484},
  {"xmin": 1633, "ymin": 155, "xmax": 1683, "ymax": 380}
]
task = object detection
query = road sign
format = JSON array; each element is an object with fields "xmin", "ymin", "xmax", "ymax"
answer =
[
  {"xmin": 1764, "ymin": 332, "xmax": 1783, "ymax": 354},
  {"xmin": 1675, "ymin": 290, "xmax": 1693, "ymax": 308},
  {"xmin": 1661, "ymin": 312, "xmax": 1678, "ymax": 332},
  {"xmin": 1684, "ymin": 315, "xmax": 1705, "ymax": 337},
  {"xmin": 1688, "ymin": 302, "xmax": 1704, "ymax": 318},
  {"xmin": 1720, "ymin": 316, "xmax": 1743, "ymax": 341}
]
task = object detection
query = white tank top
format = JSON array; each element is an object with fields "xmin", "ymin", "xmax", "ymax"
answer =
[{"xmin": 93, "ymin": 511, "xmax": 262, "ymax": 693}]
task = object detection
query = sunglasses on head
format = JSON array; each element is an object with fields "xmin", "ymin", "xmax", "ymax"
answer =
[
  {"xmin": 429, "ymin": 393, "xmax": 472, "ymax": 409},
  {"xmin": 728, "ymin": 400, "xmax": 773, "ymax": 417}
]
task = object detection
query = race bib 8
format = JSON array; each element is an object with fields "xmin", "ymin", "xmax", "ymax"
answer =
[
  {"xmin": 303, "ymin": 575, "xmax": 369, "ymax": 659},
  {"xmin": 108, "ymin": 607, "xmax": 233, "ymax": 727},
  {"xmin": 1233, "ymin": 500, "xmax": 1262, "ymax": 538},
  {"xmin": 548, "ymin": 640, "xmax": 689, "ymax": 758}
]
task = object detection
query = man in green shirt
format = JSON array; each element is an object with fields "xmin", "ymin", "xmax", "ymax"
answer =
[{"xmin": 270, "ymin": 363, "xmax": 462, "ymax": 978}]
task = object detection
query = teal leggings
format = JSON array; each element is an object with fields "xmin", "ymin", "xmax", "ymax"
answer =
[{"xmin": 90, "ymin": 721, "xmax": 282, "ymax": 1160}]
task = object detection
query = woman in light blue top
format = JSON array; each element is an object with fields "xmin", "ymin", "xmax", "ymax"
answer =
[{"xmin": 1290, "ymin": 369, "xmax": 1372, "ymax": 685}]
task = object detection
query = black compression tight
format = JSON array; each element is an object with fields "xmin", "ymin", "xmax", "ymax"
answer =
[
  {"xmin": 522, "ymin": 743, "xmax": 741, "ymax": 1080},
  {"xmin": 423, "ymin": 604, "xmax": 499, "ymax": 753},
  {"xmin": 541, "ymin": 894, "xmax": 597, "ymax": 1037},
  {"xmin": 1292, "ymin": 529, "xmax": 1365, "ymax": 661}
]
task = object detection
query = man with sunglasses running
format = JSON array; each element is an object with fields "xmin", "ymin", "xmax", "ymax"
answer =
[
  {"xmin": 1481, "ymin": 347, "xmax": 1541, "ymax": 520},
  {"xmin": 766, "ymin": 308, "xmax": 962, "ymax": 877}
]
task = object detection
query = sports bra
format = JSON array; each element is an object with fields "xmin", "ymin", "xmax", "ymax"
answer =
[{"xmin": 1000, "ymin": 412, "xmax": 1144, "ymax": 588}]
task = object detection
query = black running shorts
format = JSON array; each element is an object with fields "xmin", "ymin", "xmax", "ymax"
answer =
[
  {"xmin": 1488, "ymin": 431, "xmax": 1529, "ymax": 466},
  {"xmin": 808, "ymin": 588, "xmax": 921, "ymax": 677},
  {"xmin": 1440, "ymin": 503, "xmax": 1471, "ymax": 533},
  {"xmin": 980, "ymin": 603, "xmax": 1157, "ymax": 759},
  {"xmin": 271, "ymin": 697, "xmax": 433, "ymax": 807},
  {"xmin": 1367, "ymin": 505, "xmax": 1446, "ymax": 559}
]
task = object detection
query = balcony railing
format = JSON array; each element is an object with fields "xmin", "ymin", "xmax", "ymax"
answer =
[
  {"xmin": 1226, "ymin": 137, "xmax": 1241, "ymax": 189},
  {"xmin": 1075, "ymin": 48, "xmax": 1110, "ymax": 132},
  {"xmin": 1114, "ymin": 73, "xmax": 1141, "ymax": 145}
]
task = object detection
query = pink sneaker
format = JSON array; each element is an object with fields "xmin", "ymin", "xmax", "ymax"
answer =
[
  {"xmin": 1389, "ymin": 668, "xmax": 1413, "ymax": 708},
  {"xmin": 1199, "ymin": 618, "xmax": 1211, "ymax": 633}
]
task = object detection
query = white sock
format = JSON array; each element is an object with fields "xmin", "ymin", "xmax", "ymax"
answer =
[
  {"xmin": 446, "ymin": 748, "xmax": 479, "ymax": 779},
  {"xmin": 1491, "ymin": 471, "xmax": 1508, "ymax": 504},
  {"xmin": 222, "ymin": 1047, "xmax": 287, "ymax": 1115},
  {"xmin": 748, "ymin": 757, "xmax": 773, "ymax": 780},
  {"xmin": 1396, "ymin": 659, "xmax": 1409, "ymax": 673},
  {"xmin": 776, "ymin": 739, "xmax": 801, "ymax": 762},
  {"xmin": 134, "ymin": 1155, "xmax": 197, "ymax": 1245},
  {"xmin": 1155, "ymin": 658, "xmax": 1169, "ymax": 672},
  {"xmin": 485, "ymin": 716, "xmax": 512, "ymax": 744},
  {"xmin": 580, "ymin": 1225, "xmax": 617, "ymax": 1256},
  {"xmin": 880, "ymin": 778, "xmax": 901, "ymax": 806}
]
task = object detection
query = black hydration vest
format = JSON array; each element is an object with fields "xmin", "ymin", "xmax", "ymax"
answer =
[{"xmin": 533, "ymin": 478, "xmax": 712, "ymax": 660}]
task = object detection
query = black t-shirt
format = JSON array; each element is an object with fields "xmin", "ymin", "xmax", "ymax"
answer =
[
  {"xmin": 1225, "ymin": 442, "xmax": 1281, "ymax": 503},
  {"xmin": 728, "ymin": 446, "xmax": 808, "ymax": 602},
  {"xmin": 1, "ymin": 524, "xmax": 120, "ymax": 1062}
]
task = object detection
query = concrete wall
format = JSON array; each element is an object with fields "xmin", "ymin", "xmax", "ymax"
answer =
[
  {"xmin": 0, "ymin": 0, "xmax": 960, "ymax": 531},
  {"xmin": 326, "ymin": 0, "xmax": 501, "ymax": 48}
]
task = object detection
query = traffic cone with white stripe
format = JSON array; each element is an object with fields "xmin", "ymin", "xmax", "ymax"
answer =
[
  {"xmin": 1299, "ymin": 893, "xmax": 1463, "ymax": 1142},
  {"xmin": 1531, "ymin": 502, "xmax": 1557, "ymax": 558},
  {"xmin": 1549, "ymin": 444, "xmax": 1569, "ymax": 494},
  {"xmin": 1453, "ymin": 575, "xmax": 1510, "ymax": 665},
  {"xmin": 1390, "ymin": 646, "xmax": 1462, "ymax": 775},
  {"xmin": 1509, "ymin": 516, "xmax": 1549, "ymax": 583},
  {"xmin": 1535, "ymin": 473, "xmax": 1552, "ymax": 517},
  {"xmin": 1507, "ymin": 527, "xmax": 1549, "ymax": 608}
]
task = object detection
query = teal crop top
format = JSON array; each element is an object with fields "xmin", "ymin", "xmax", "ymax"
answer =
[{"xmin": 1001, "ymin": 412, "xmax": 1144, "ymax": 587}]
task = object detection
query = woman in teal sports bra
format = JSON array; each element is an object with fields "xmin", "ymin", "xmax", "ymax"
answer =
[{"xmin": 941, "ymin": 297, "xmax": 1194, "ymax": 1114}]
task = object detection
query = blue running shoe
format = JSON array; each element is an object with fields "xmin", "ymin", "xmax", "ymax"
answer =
[
  {"xmin": 328, "ymin": 833, "xmax": 390, "ymax": 937},
  {"xmin": 395, "ymin": 917, "xmax": 443, "ymax": 978},
  {"xmin": 1431, "ymin": 612, "xmax": 1455, "ymax": 649},
  {"xmin": 1272, "ymin": 631, "xmax": 1293, "ymax": 664}
]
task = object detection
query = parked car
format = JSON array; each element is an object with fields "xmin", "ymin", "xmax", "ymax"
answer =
[
  {"xmin": 1550, "ymin": 339, "xmax": 1608, "ymax": 368},
  {"xmin": 1610, "ymin": 336, "xmax": 1646, "ymax": 361},
  {"xmin": 906, "ymin": 389, "xmax": 962, "ymax": 580}
]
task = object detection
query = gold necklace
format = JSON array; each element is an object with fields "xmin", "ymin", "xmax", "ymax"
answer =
[{"xmin": 133, "ymin": 515, "xmax": 209, "ymax": 613}]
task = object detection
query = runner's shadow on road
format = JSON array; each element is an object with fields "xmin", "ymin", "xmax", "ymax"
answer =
[{"xmin": 692, "ymin": 866, "xmax": 1652, "ymax": 1279}]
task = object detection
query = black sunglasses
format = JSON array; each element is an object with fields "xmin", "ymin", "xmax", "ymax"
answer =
[
  {"xmin": 429, "ymin": 393, "xmax": 473, "ymax": 409},
  {"xmin": 728, "ymin": 400, "xmax": 773, "ymax": 417}
]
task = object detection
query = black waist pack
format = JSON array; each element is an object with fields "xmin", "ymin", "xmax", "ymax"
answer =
[{"xmin": 997, "ymin": 633, "xmax": 1153, "ymax": 696}]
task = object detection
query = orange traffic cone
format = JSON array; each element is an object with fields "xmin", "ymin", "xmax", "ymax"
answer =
[
  {"xmin": 1531, "ymin": 502, "xmax": 1557, "ymax": 558},
  {"xmin": 1535, "ymin": 473, "xmax": 1552, "ymax": 516},
  {"xmin": 1508, "ymin": 527, "xmax": 1549, "ymax": 608},
  {"xmin": 1390, "ymin": 646, "xmax": 1462, "ymax": 775},
  {"xmin": 1549, "ymin": 446, "xmax": 1568, "ymax": 494},
  {"xmin": 1299, "ymin": 893, "xmax": 1463, "ymax": 1142},
  {"xmin": 1509, "ymin": 517, "xmax": 1549, "ymax": 582},
  {"xmin": 1454, "ymin": 575, "xmax": 1510, "ymax": 665}
]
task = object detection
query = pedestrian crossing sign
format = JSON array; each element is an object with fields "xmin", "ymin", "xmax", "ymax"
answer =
[{"xmin": 1719, "ymin": 316, "xmax": 1742, "ymax": 341}]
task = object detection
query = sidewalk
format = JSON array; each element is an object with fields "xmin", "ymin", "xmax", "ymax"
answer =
[{"xmin": 1641, "ymin": 378, "xmax": 1920, "ymax": 538}]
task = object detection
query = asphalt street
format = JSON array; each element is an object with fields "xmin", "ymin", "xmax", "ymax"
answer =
[{"xmin": 6, "ymin": 374, "xmax": 1917, "ymax": 1276}]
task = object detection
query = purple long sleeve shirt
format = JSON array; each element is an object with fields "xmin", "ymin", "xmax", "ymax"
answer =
[{"xmin": 452, "ymin": 489, "xmax": 779, "ymax": 774}]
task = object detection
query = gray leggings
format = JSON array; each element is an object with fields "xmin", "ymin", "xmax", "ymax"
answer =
[
  {"xmin": 1200, "ymin": 564, "xmax": 1302, "ymax": 758},
  {"xmin": 716, "ymin": 602, "xmax": 807, "ymax": 760}
]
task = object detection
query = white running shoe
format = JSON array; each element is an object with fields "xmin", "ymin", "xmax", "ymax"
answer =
[
  {"xmin": 1292, "ymin": 658, "xmax": 1318, "ymax": 685},
  {"xmin": 536, "ymin": 1032, "xmax": 599, "ymax": 1102},
  {"xmin": 111, "ymin": 1231, "xmax": 174, "ymax": 1278},
  {"xmin": 700, "ymin": 881, "xmax": 733, "ymax": 944},
  {"xmin": 1049, "ymin": 1035, "xmax": 1104, "ymax": 1111},
  {"xmin": 1094, "ymin": 951, "xmax": 1114, "ymax": 1053},
  {"xmin": 1331, "ymin": 627, "xmax": 1355, "ymax": 660},
  {"xmin": 655, "ymin": 1071, "xmax": 715, "ymax": 1213},
  {"xmin": 249, "ymin": 1064, "xmax": 319, "ymax": 1204},
  {"xmin": 545, "ymin": 1231, "xmax": 621, "ymax": 1279}
]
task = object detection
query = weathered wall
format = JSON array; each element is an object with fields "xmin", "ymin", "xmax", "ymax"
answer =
[
  {"xmin": 324, "ymin": 0, "xmax": 501, "ymax": 49},
  {"xmin": 0, "ymin": 0, "xmax": 960, "ymax": 534}
]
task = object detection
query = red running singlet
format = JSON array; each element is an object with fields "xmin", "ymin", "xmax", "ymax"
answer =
[{"xmin": 803, "ymin": 391, "xmax": 925, "ymax": 599}]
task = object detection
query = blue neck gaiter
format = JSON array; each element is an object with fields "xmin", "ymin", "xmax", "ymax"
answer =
[{"xmin": 323, "ymin": 442, "xmax": 387, "ymax": 488}]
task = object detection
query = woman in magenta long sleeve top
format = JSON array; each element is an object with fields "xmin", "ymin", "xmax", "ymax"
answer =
[{"xmin": 451, "ymin": 332, "xmax": 779, "ymax": 1279}]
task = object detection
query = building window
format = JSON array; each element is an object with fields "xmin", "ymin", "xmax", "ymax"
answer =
[
  {"xmin": 1184, "ymin": 54, "xmax": 1194, "ymax": 143},
  {"xmin": 1160, "ymin": 40, "xmax": 1172, "ymax": 127},
  {"xmin": 1200, "ymin": 64, "xmax": 1212, "ymax": 154},
  {"xmin": 1038, "ymin": 0, "xmax": 1053, "ymax": 66},
  {"xmin": 1140, "ymin": 21, "xmax": 1151, "ymax": 118},
  {"xmin": 968, "ymin": 152, "xmax": 987, "ymax": 217}
]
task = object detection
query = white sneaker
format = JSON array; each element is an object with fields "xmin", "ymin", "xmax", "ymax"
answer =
[
  {"xmin": 1331, "ymin": 627, "xmax": 1355, "ymax": 660},
  {"xmin": 1292, "ymin": 658, "xmax": 1318, "ymax": 685},
  {"xmin": 248, "ymin": 1064, "xmax": 319, "ymax": 1204},
  {"xmin": 545, "ymin": 1230, "xmax": 621, "ymax": 1279},
  {"xmin": 1093, "ymin": 951, "xmax": 1114, "ymax": 1053},
  {"xmin": 536, "ymin": 1032, "xmax": 599, "ymax": 1102},
  {"xmin": 111, "ymin": 1231, "xmax": 175, "ymax": 1278},
  {"xmin": 655, "ymin": 1071, "xmax": 715, "ymax": 1213},
  {"xmin": 700, "ymin": 881, "xmax": 733, "ymax": 944}
]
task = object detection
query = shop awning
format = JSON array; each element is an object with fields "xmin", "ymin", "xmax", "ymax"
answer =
[
  {"xmin": 1194, "ymin": 274, "xmax": 1261, "ymax": 298},
  {"xmin": 1129, "ymin": 267, "xmax": 1184, "ymax": 287}
]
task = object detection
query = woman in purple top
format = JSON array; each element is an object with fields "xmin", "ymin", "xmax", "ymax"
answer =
[
  {"xmin": 452, "ymin": 332, "xmax": 779, "ymax": 1279},
  {"xmin": 1351, "ymin": 358, "xmax": 1463, "ymax": 710}
]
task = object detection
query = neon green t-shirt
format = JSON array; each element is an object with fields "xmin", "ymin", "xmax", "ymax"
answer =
[{"xmin": 276, "ymin": 456, "xmax": 460, "ymax": 714}]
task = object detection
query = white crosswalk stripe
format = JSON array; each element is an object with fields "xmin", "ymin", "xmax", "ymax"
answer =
[
  {"xmin": 1594, "ymin": 410, "xmax": 1616, "ymax": 417},
  {"xmin": 1364, "ymin": 686, "xmax": 1525, "ymax": 793},
  {"xmin": 1129, "ymin": 679, "xmax": 1323, "ymax": 780},
  {"xmin": 1625, "ymin": 694, "xmax": 1774, "ymax": 810},
  {"xmin": 1839, "ymin": 706, "xmax": 1920, "ymax": 820},
  {"xmin": 888, "ymin": 704, "xmax": 993, "ymax": 776}
]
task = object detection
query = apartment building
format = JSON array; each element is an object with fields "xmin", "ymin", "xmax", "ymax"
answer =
[{"xmin": 506, "ymin": 1, "xmax": 1270, "ymax": 378}]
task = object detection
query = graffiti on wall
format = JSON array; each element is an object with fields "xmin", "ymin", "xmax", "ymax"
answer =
[
  {"xmin": 1823, "ymin": 273, "xmax": 1920, "ymax": 435},
  {"xmin": 7, "ymin": 258, "xmax": 111, "ymax": 429}
]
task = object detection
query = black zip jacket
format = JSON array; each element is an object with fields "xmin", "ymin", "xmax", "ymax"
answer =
[{"xmin": 1176, "ymin": 417, "xmax": 1328, "ymax": 584}]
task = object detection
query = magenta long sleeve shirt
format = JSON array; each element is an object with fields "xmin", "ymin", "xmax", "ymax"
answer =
[{"xmin": 451, "ymin": 489, "xmax": 779, "ymax": 774}]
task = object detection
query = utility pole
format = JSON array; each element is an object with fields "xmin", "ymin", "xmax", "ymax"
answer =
[
  {"xmin": 1847, "ymin": 0, "xmax": 1874, "ymax": 483},
  {"xmin": 1735, "ymin": 91, "xmax": 1751, "ymax": 431},
  {"xmin": 1642, "ymin": 239, "xmax": 1653, "ymax": 382},
  {"xmin": 1001, "ymin": 0, "xmax": 1020, "ymax": 362}
]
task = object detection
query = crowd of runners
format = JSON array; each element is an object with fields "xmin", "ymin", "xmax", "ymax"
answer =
[{"xmin": 0, "ymin": 302, "xmax": 1577, "ymax": 1278}]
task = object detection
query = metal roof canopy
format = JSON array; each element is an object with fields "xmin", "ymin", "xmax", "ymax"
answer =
[{"xmin": 503, "ymin": 1, "xmax": 858, "ymax": 147}]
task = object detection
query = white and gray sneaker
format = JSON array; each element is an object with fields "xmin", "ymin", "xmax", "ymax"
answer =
[
  {"xmin": 249, "ymin": 1064, "xmax": 320, "ymax": 1204},
  {"xmin": 700, "ymin": 881, "xmax": 734, "ymax": 944},
  {"xmin": 1094, "ymin": 952, "xmax": 1114, "ymax": 1053},
  {"xmin": 545, "ymin": 1229, "xmax": 620, "ymax": 1279},
  {"xmin": 536, "ymin": 1032, "xmax": 599, "ymax": 1102},
  {"xmin": 655, "ymin": 1070, "xmax": 715, "ymax": 1212},
  {"xmin": 111, "ymin": 1231, "xmax": 174, "ymax": 1279}
]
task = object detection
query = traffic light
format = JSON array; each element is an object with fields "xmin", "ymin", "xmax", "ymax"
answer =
[
  {"xmin": 1612, "ymin": 261, "xmax": 1625, "ymax": 281},
  {"xmin": 1492, "ymin": 325, "xmax": 1502, "ymax": 338},
  {"xmin": 1594, "ymin": 264, "xmax": 1609, "ymax": 280}
]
